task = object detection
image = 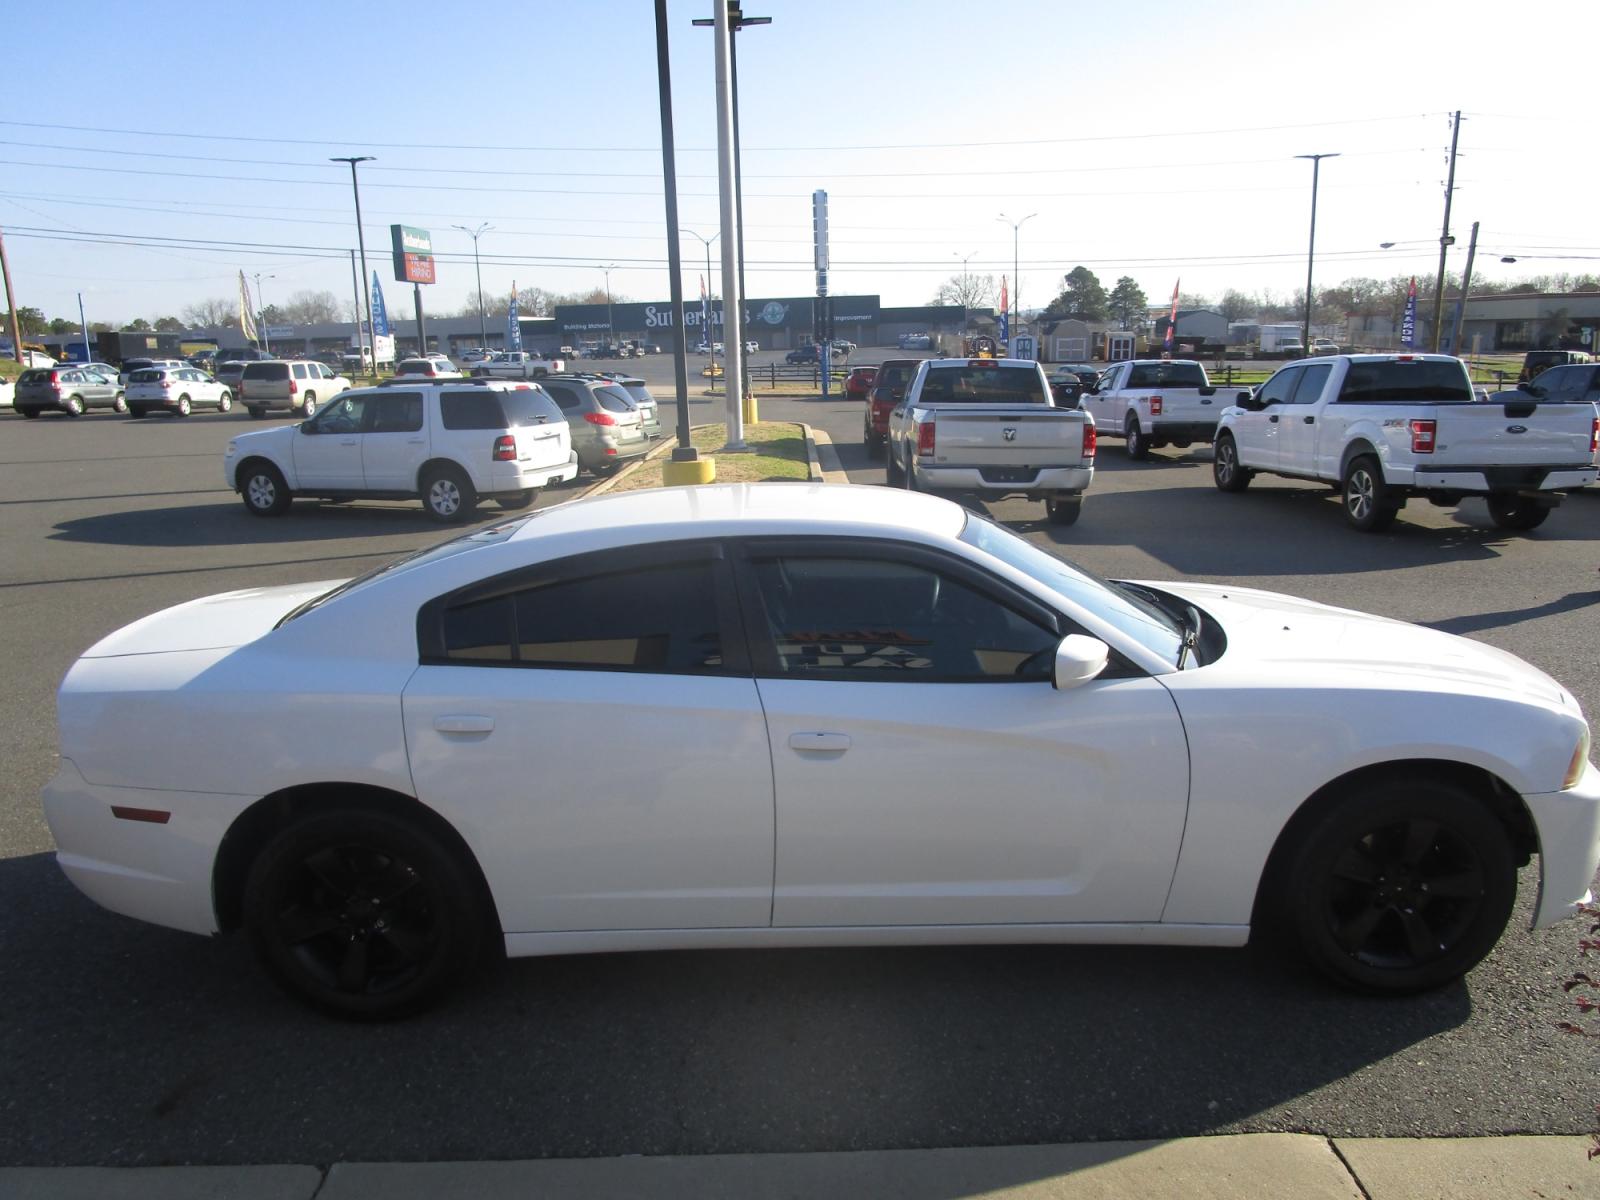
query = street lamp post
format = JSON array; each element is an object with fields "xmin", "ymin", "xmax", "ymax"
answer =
[
  {"xmin": 996, "ymin": 212, "xmax": 1037, "ymax": 342},
  {"xmin": 1295, "ymin": 152, "xmax": 1339, "ymax": 352},
  {"xmin": 681, "ymin": 229, "xmax": 718, "ymax": 362},
  {"xmin": 330, "ymin": 155, "xmax": 375, "ymax": 374},
  {"xmin": 452, "ymin": 223, "xmax": 493, "ymax": 352},
  {"xmin": 252, "ymin": 272, "xmax": 275, "ymax": 354},
  {"xmin": 600, "ymin": 264, "xmax": 618, "ymax": 348}
]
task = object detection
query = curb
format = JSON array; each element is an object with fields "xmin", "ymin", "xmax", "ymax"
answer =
[{"xmin": 578, "ymin": 419, "xmax": 824, "ymax": 498}]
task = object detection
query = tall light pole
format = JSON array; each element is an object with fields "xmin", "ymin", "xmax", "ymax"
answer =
[
  {"xmin": 453, "ymin": 223, "xmax": 492, "ymax": 351},
  {"xmin": 600, "ymin": 264, "xmax": 618, "ymax": 346},
  {"xmin": 76, "ymin": 291, "xmax": 91, "ymax": 364},
  {"xmin": 694, "ymin": 3, "xmax": 770, "ymax": 399},
  {"xmin": 996, "ymin": 212, "xmax": 1037, "ymax": 340},
  {"xmin": 681, "ymin": 229, "xmax": 718, "ymax": 356},
  {"xmin": 1431, "ymin": 111, "xmax": 1462, "ymax": 353},
  {"xmin": 330, "ymin": 155, "xmax": 375, "ymax": 374},
  {"xmin": 1295, "ymin": 152, "xmax": 1339, "ymax": 352},
  {"xmin": 252, "ymin": 272, "xmax": 275, "ymax": 354}
]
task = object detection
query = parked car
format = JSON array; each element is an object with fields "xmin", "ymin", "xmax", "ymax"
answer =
[
  {"xmin": 471, "ymin": 351, "xmax": 563, "ymax": 380},
  {"xmin": 223, "ymin": 379, "xmax": 578, "ymax": 522},
  {"xmin": 458, "ymin": 348, "xmax": 494, "ymax": 364},
  {"xmin": 603, "ymin": 375, "xmax": 661, "ymax": 438},
  {"xmin": 424, "ymin": 354, "xmax": 458, "ymax": 371},
  {"xmin": 539, "ymin": 375, "xmax": 651, "ymax": 475},
  {"xmin": 18, "ymin": 349, "xmax": 57, "ymax": 368},
  {"xmin": 118, "ymin": 358, "xmax": 187, "ymax": 387},
  {"xmin": 843, "ymin": 365, "xmax": 879, "ymax": 403},
  {"xmin": 831, "ymin": 338, "xmax": 857, "ymax": 355},
  {"xmin": 1308, "ymin": 338, "xmax": 1341, "ymax": 355},
  {"xmin": 898, "ymin": 332, "xmax": 934, "ymax": 350},
  {"xmin": 744, "ymin": 340, "xmax": 759, "ymax": 355},
  {"xmin": 1082, "ymin": 359, "xmax": 1222, "ymax": 460},
  {"xmin": 126, "ymin": 366, "xmax": 234, "ymax": 418},
  {"xmin": 1497, "ymin": 361, "xmax": 1600, "ymax": 408},
  {"xmin": 786, "ymin": 344, "xmax": 822, "ymax": 364},
  {"xmin": 238, "ymin": 360, "xmax": 351, "ymax": 419},
  {"xmin": 12, "ymin": 366, "xmax": 125, "ymax": 417},
  {"xmin": 42, "ymin": 481, "xmax": 1600, "ymax": 1018},
  {"xmin": 214, "ymin": 361, "xmax": 249, "ymax": 392},
  {"xmin": 392, "ymin": 358, "xmax": 464, "ymax": 382},
  {"xmin": 1518, "ymin": 349, "xmax": 1593, "ymax": 384},
  {"xmin": 862, "ymin": 358, "xmax": 921, "ymax": 452},
  {"xmin": 0, "ymin": 376, "xmax": 12, "ymax": 411},
  {"xmin": 64, "ymin": 360, "xmax": 122, "ymax": 382}
]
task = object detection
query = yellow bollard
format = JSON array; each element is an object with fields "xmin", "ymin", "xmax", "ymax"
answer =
[
  {"xmin": 742, "ymin": 392, "xmax": 758, "ymax": 424},
  {"xmin": 662, "ymin": 457, "xmax": 716, "ymax": 486}
]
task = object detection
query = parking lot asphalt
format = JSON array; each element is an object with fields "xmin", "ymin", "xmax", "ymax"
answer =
[{"xmin": 2, "ymin": 371, "xmax": 1598, "ymax": 1168}]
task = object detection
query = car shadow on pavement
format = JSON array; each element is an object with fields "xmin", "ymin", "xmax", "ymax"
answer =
[
  {"xmin": 1420, "ymin": 590, "xmax": 1600, "ymax": 636},
  {"xmin": 0, "ymin": 849, "xmax": 1487, "ymax": 1170}
]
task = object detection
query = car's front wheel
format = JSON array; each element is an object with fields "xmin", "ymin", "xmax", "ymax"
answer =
[
  {"xmin": 422, "ymin": 466, "xmax": 476, "ymax": 522},
  {"xmin": 240, "ymin": 460, "xmax": 292, "ymax": 517},
  {"xmin": 1282, "ymin": 778, "xmax": 1517, "ymax": 994},
  {"xmin": 300, "ymin": 393, "xmax": 318, "ymax": 418},
  {"xmin": 112, "ymin": 391, "xmax": 128, "ymax": 414},
  {"xmin": 1212, "ymin": 433, "xmax": 1252, "ymax": 492},
  {"xmin": 243, "ymin": 808, "xmax": 485, "ymax": 1020},
  {"xmin": 1485, "ymin": 494, "xmax": 1551, "ymax": 531}
]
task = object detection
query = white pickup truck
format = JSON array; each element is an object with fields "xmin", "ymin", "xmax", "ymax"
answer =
[
  {"xmin": 885, "ymin": 357, "xmax": 1096, "ymax": 525},
  {"xmin": 1082, "ymin": 359, "xmax": 1224, "ymax": 459},
  {"xmin": 1212, "ymin": 353, "xmax": 1600, "ymax": 532},
  {"xmin": 470, "ymin": 350, "xmax": 563, "ymax": 380}
]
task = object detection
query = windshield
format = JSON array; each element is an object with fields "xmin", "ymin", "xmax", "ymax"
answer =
[
  {"xmin": 277, "ymin": 516, "xmax": 540, "ymax": 626},
  {"xmin": 958, "ymin": 513, "xmax": 1185, "ymax": 665}
]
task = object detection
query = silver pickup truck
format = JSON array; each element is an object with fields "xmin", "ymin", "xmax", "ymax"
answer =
[{"xmin": 885, "ymin": 357, "xmax": 1096, "ymax": 525}]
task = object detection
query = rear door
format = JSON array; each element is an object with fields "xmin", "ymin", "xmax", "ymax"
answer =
[
  {"xmin": 361, "ymin": 390, "xmax": 428, "ymax": 490},
  {"xmin": 1274, "ymin": 361, "xmax": 1333, "ymax": 473}
]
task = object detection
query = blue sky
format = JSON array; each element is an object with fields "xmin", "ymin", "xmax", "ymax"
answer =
[{"xmin": 3, "ymin": 0, "xmax": 1590, "ymax": 325}]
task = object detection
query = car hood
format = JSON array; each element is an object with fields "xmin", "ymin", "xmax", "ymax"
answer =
[
  {"xmin": 1146, "ymin": 580, "xmax": 1572, "ymax": 710},
  {"xmin": 80, "ymin": 580, "xmax": 338, "ymax": 658}
]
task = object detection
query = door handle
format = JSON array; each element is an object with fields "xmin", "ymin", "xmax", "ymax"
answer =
[
  {"xmin": 407, "ymin": 438, "xmax": 425, "ymax": 444},
  {"xmin": 788, "ymin": 732, "xmax": 851, "ymax": 753},
  {"xmin": 339, "ymin": 438, "xmax": 358, "ymax": 445},
  {"xmin": 1268, "ymin": 414, "xmax": 1279, "ymax": 423},
  {"xmin": 434, "ymin": 714, "xmax": 495, "ymax": 735},
  {"xmin": 1303, "ymin": 416, "xmax": 1315, "ymax": 424}
]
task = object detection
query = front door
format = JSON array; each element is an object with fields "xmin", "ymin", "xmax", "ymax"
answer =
[
  {"xmin": 290, "ymin": 391, "xmax": 369, "ymax": 488},
  {"xmin": 401, "ymin": 544, "xmax": 775, "ymax": 933},
  {"xmin": 734, "ymin": 541, "xmax": 1190, "ymax": 929},
  {"xmin": 1232, "ymin": 365, "xmax": 1301, "ymax": 469}
]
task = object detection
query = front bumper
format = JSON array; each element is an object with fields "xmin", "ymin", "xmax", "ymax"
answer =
[
  {"xmin": 1526, "ymin": 757, "xmax": 1600, "ymax": 929},
  {"xmin": 909, "ymin": 462, "xmax": 1094, "ymax": 493}
]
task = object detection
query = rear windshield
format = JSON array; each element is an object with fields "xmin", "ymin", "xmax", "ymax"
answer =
[
  {"xmin": 1126, "ymin": 362, "xmax": 1207, "ymax": 388},
  {"xmin": 440, "ymin": 388, "xmax": 561, "ymax": 429},
  {"xmin": 596, "ymin": 385, "xmax": 636, "ymax": 413},
  {"xmin": 917, "ymin": 365, "xmax": 1047, "ymax": 405},
  {"xmin": 877, "ymin": 363, "xmax": 916, "ymax": 389},
  {"xmin": 242, "ymin": 362, "xmax": 289, "ymax": 381},
  {"xmin": 1337, "ymin": 360, "xmax": 1472, "ymax": 404},
  {"xmin": 123, "ymin": 360, "xmax": 153, "ymax": 371},
  {"xmin": 1524, "ymin": 352, "xmax": 1570, "ymax": 367},
  {"xmin": 129, "ymin": 369, "xmax": 167, "ymax": 383},
  {"xmin": 17, "ymin": 369, "xmax": 53, "ymax": 385}
]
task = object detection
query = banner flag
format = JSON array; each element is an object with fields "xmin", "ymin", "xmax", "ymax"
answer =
[
  {"xmin": 238, "ymin": 271, "xmax": 259, "ymax": 342},
  {"xmin": 700, "ymin": 274, "xmax": 709, "ymax": 339},
  {"xmin": 998, "ymin": 275, "xmax": 1009, "ymax": 343},
  {"xmin": 371, "ymin": 273, "xmax": 391, "ymax": 338},
  {"xmin": 1400, "ymin": 277, "xmax": 1418, "ymax": 348},
  {"xmin": 1164, "ymin": 278, "xmax": 1181, "ymax": 349},
  {"xmin": 507, "ymin": 283, "xmax": 523, "ymax": 352}
]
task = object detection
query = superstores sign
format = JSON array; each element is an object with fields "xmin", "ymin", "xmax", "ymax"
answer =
[{"xmin": 390, "ymin": 224, "xmax": 436, "ymax": 285}]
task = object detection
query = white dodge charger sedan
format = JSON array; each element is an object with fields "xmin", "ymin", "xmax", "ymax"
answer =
[{"xmin": 43, "ymin": 484, "xmax": 1599, "ymax": 1019}]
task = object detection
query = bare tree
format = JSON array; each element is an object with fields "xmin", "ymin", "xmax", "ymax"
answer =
[
  {"xmin": 276, "ymin": 290, "xmax": 343, "ymax": 325},
  {"xmin": 180, "ymin": 296, "xmax": 238, "ymax": 327},
  {"xmin": 931, "ymin": 272, "xmax": 998, "ymax": 309}
]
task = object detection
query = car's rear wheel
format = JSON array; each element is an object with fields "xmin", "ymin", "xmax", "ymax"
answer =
[
  {"xmin": 1125, "ymin": 415, "xmax": 1149, "ymax": 460},
  {"xmin": 64, "ymin": 394, "xmax": 85, "ymax": 417},
  {"xmin": 243, "ymin": 808, "xmax": 485, "ymax": 1020},
  {"xmin": 422, "ymin": 466, "xmax": 476, "ymax": 522},
  {"xmin": 1342, "ymin": 454, "xmax": 1399, "ymax": 532},
  {"xmin": 497, "ymin": 489, "xmax": 537, "ymax": 510},
  {"xmin": 1485, "ymin": 494, "xmax": 1551, "ymax": 531},
  {"xmin": 1282, "ymin": 778, "xmax": 1517, "ymax": 994},
  {"xmin": 1212, "ymin": 433, "xmax": 1252, "ymax": 492},
  {"xmin": 240, "ymin": 460, "xmax": 292, "ymax": 517},
  {"xmin": 112, "ymin": 391, "xmax": 128, "ymax": 414},
  {"xmin": 176, "ymin": 395, "xmax": 192, "ymax": 417},
  {"xmin": 1045, "ymin": 493, "xmax": 1082, "ymax": 525},
  {"xmin": 217, "ymin": 391, "xmax": 233, "ymax": 413}
]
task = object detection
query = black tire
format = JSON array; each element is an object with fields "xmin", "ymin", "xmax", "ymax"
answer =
[
  {"xmin": 1342, "ymin": 455, "xmax": 1399, "ymax": 532},
  {"xmin": 421, "ymin": 465, "xmax": 476, "ymax": 522},
  {"xmin": 112, "ymin": 391, "xmax": 128, "ymax": 414},
  {"xmin": 533, "ymin": 368, "xmax": 548, "ymax": 379},
  {"xmin": 1212, "ymin": 434, "xmax": 1252, "ymax": 492},
  {"xmin": 1281, "ymin": 778, "xmax": 1517, "ymax": 994},
  {"xmin": 217, "ymin": 391, "xmax": 233, "ymax": 413},
  {"xmin": 176, "ymin": 394, "xmax": 192, "ymax": 418},
  {"xmin": 299, "ymin": 393, "xmax": 318, "ymax": 419},
  {"xmin": 885, "ymin": 444, "xmax": 903, "ymax": 485},
  {"xmin": 1485, "ymin": 494, "xmax": 1551, "ymax": 531},
  {"xmin": 1045, "ymin": 494, "xmax": 1082, "ymax": 525},
  {"xmin": 496, "ymin": 489, "xmax": 537, "ymax": 510},
  {"xmin": 901, "ymin": 450, "xmax": 919, "ymax": 491},
  {"xmin": 19, "ymin": 407, "xmax": 40, "ymax": 419},
  {"xmin": 247, "ymin": 406, "xmax": 268, "ymax": 420},
  {"xmin": 129, "ymin": 406, "xmax": 148, "ymax": 419},
  {"xmin": 64, "ymin": 394, "xmax": 85, "ymax": 418},
  {"xmin": 1125, "ymin": 414, "xmax": 1149, "ymax": 460},
  {"xmin": 242, "ymin": 808, "xmax": 484, "ymax": 1020},
  {"xmin": 864, "ymin": 414, "xmax": 884, "ymax": 453},
  {"xmin": 240, "ymin": 460, "xmax": 292, "ymax": 517}
]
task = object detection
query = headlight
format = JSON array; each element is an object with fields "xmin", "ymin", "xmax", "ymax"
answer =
[{"xmin": 1565, "ymin": 727, "xmax": 1592, "ymax": 790}]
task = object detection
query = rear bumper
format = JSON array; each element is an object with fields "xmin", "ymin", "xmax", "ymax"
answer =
[
  {"xmin": 910, "ymin": 462, "xmax": 1094, "ymax": 493},
  {"xmin": 1150, "ymin": 420, "xmax": 1218, "ymax": 443},
  {"xmin": 1397, "ymin": 465, "xmax": 1598, "ymax": 493},
  {"xmin": 1526, "ymin": 759, "xmax": 1600, "ymax": 930},
  {"xmin": 490, "ymin": 454, "xmax": 579, "ymax": 492}
]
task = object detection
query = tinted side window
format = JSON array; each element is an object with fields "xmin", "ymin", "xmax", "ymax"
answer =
[
  {"xmin": 596, "ymin": 386, "xmax": 635, "ymax": 413},
  {"xmin": 749, "ymin": 557, "xmax": 1056, "ymax": 681},
  {"xmin": 542, "ymin": 382, "xmax": 582, "ymax": 411},
  {"xmin": 1255, "ymin": 368, "xmax": 1300, "ymax": 406},
  {"xmin": 309, "ymin": 393, "xmax": 367, "ymax": 435},
  {"xmin": 497, "ymin": 389, "xmax": 562, "ymax": 426},
  {"xmin": 1288, "ymin": 363, "xmax": 1332, "ymax": 404},
  {"xmin": 370, "ymin": 392, "xmax": 424, "ymax": 433},
  {"xmin": 292, "ymin": 364, "xmax": 309, "ymax": 379},
  {"xmin": 439, "ymin": 391, "xmax": 504, "ymax": 430},
  {"xmin": 442, "ymin": 595, "xmax": 513, "ymax": 661}
]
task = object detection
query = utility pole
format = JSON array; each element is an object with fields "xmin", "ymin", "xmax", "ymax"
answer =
[
  {"xmin": 252, "ymin": 272, "xmax": 273, "ymax": 354},
  {"xmin": 1430, "ymin": 111, "xmax": 1461, "ymax": 353},
  {"xmin": 1295, "ymin": 153, "xmax": 1339, "ymax": 352},
  {"xmin": 1450, "ymin": 220, "xmax": 1480, "ymax": 355},
  {"xmin": 712, "ymin": 0, "xmax": 747, "ymax": 449},
  {"xmin": 452, "ymin": 223, "xmax": 492, "ymax": 352},
  {"xmin": 331, "ymin": 156, "xmax": 376, "ymax": 375},
  {"xmin": 601, "ymin": 264, "xmax": 618, "ymax": 346},
  {"xmin": 348, "ymin": 250, "xmax": 363, "ymax": 364},
  {"xmin": 997, "ymin": 212, "xmax": 1037, "ymax": 341},
  {"xmin": 0, "ymin": 226, "xmax": 23, "ymax": 363}
]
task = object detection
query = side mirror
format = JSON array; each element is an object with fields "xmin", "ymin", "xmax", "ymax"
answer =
[
  {"xmin": 299, "ymin": 421, "xmax": 316, "ymax": 434},
  {"xmin": 1084, "ymin": 383, "xmax": 1099, "ymax": 396},
  {"xmin": 1053, "ymin": 634, "xmax": 1110, "ymax": 690},
  {"xmin": 1198, "ymin": 385, "xmax": 1216, "ymax": 397}
]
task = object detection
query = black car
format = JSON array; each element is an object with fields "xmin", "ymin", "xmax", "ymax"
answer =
[{"xmin": 1518, "ymin": 349, "xmax": 1592, "ymax": 383}]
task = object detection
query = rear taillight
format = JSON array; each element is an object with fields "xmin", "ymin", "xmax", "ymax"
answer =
[
  {"xmin": 916, "ymin": 420, "xmax": 936, "ymax": 456},
  {"xmin": 1149, "ymin": 395, "xmax": 1163, "ymax": 415},
  {"xmin": 1410, "ymin": 418, "xmax": 1436, "ymax": 454},
  {"xmin": 1083, "ymin": 422, "xmax": 1097, "ymax": 457},
  {"xmin": 160, "ymin": 380, "xmax": 172, "ymax": 389},
  {"xmin": 47, "ymin": 370, "xmax": 60, "ymax": 384},
  {"xmin": 288, "ymin": 379, "xmax": 298, "ymax": 394},
  {"xmin": 493, "ymin": 435, "xmax": 517, "ymax": 461},
  {"xmin": 1590, "ymin": 416, "xmax": 1598, "ymax": 455},
  {"xmin": 237, "ymin": 381, "xmax": 245, "ymax": 397},
  {"xmin": 583, "ymin": 411, "xmax": 617, "ymax": 426}
]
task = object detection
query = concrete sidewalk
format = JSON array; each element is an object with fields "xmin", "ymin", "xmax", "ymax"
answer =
[{"xmin": 2, "ymin": 1135, "xmax": 1595, "ymax": 1199}]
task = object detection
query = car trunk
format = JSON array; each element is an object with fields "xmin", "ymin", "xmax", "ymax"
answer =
[
  {"xmin": 925, "ymin": 406, "xmax": 1087, "ymax": 467},
  {"xmin": 1437, "ymin": 401, "xmax": 1597, "ymax": 467}
]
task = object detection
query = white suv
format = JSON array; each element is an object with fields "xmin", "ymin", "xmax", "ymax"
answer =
[
  {"xmin": 238, "ymin": 359, "xmax": 351, "ymax": 419},
  {"xmin": 224, "ymin": 380, "xmax": 580, "ymax": 522}
]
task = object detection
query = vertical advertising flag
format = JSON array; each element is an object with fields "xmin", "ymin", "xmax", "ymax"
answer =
[
  {"xmin": 1164, "ymin": 278, "xmax": 1181, "ymax": 350},
  {"xmin": 370, "ymin": 273, "xmax": 391, "ymax": 337},
  {"xmin": 1400, "ymin": 277, "xmax": 1418, "ymax": 349},
  {"xmin": 998, "ymin": 275, "xmax": 1009, "ymax": 344},
  {"xmin": 507, "ymin": 283, "xmax": 523, "ymax": 352},
  {"xmin": 699, "ymin": 274, "xmax": 709, "ymax": 342},
  {"xmin": 238, "ymin": 270, "xmax": 259, "ymax": 343}
]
